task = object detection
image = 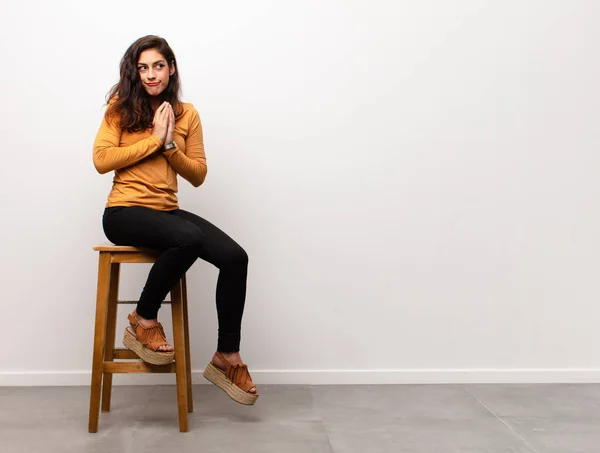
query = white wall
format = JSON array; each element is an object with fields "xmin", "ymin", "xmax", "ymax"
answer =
[{"xmin": 1, "ymin": 0, "xmax": 599, "ymax": 385}]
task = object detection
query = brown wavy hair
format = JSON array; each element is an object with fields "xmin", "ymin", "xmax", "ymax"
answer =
[{"xmin": 105, "ymin": 35, "xmax": 184, "ymax": 132}]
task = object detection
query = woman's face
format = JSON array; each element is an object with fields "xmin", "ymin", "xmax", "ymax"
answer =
[{"xmin": 137, "ymin": 48, "xmax": 175, "ymax": 97}]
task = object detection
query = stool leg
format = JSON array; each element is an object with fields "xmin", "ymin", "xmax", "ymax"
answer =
[
  {"xmin": 171, "ymin": 280, "xmax": 188, "ymax": 432},
  {"xmin": 182, "ymin": 274, "xmax": 193, "ymax": 412},
  {"xmin": 102, "ymin": 263, "xmax": 120, "ymax": 412},
  {"xmin": 89, "ymin": 252, "xmax": 111, "ymax": 433}
]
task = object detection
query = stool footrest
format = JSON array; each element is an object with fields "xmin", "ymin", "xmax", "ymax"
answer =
[
  {"xmin": 103, "ymin": 361, "xmax": 176, "ymax": 373},
  {"xmin": 113, "ymin": 348, "xmax": 139, "ymax": 360},
  {"xmin": 117, "ymin": 300, "xmax": 172, "ymax": 305},
  {"xmin": 113, "ymin": 348, "xmax": 177, "ymax": 361}
]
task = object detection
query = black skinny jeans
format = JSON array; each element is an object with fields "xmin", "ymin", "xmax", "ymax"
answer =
[{"xmin": 102, "ymin": 206, "xmax": 249, "ymax": 353}]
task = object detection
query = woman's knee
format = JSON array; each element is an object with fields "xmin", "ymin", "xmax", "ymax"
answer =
[{"xmin": 223, "ymin": 246, "xmax": 249, "ymax": 271}]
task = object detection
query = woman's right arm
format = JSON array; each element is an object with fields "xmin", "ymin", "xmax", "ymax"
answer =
[{"xmin": 93, "ymin": 115, "xmax": 163, "ymax": 174}]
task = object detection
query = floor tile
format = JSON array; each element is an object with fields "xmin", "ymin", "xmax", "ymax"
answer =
[
  {"xmin": 464, "ymin": 384, "xmax": 600, "ymax": 419},
  {"xmin": 311, "ymin": 384, "xmax": 494, "ymax": 420},
  {"xmin": 505, "ymin": 418, "xmax": 600, "ymax": 453},
  {"xmin": 133, "ymin": 420, "xmax": 333, "ymax": 453},
  {"xmin": 323, "ymin": 416, "xmax": 536, "ymax": 453}
]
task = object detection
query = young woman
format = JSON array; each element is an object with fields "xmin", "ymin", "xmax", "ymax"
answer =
[{"xmin": 93, "ymin": 35, "xmax": 257, "ymax": 405}]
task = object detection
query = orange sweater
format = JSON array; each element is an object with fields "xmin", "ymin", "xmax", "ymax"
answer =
[{"xmin": 93, "ymin": 102, "xmax": 207, "ymax": 211}]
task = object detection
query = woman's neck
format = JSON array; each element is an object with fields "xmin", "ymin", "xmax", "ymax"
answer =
[{"xmin": 149, "ymin": 96, "xmax": 162, "ymax": 111}]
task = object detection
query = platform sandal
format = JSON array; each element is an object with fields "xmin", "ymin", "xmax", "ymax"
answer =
[
  {"xmin": 203, "ymin": 351, "xmax": 259, "ymax": 405},
  {"xmin": 122, "ymin": 311, "xmax": 175, "ymax": 366}
]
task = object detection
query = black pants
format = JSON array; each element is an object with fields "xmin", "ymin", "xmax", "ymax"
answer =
[{"xmin": 102, "ymin": 206, "xmax": 249, "ymax": 353}]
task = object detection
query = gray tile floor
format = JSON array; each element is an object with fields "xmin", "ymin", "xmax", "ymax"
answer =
[{"xmin": 2, "ymin": 383, "xmax": 600, "ymax": 452}]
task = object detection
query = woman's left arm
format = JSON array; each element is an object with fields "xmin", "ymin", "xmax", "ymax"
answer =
[{"xmin": 163, "ymin": 107, "xmax": 207, "ymax": 187}]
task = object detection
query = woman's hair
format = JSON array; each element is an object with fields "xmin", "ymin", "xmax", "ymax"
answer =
[{"xmin": 105, "ymin": 35, "xmax": 183, "ymax": 132}]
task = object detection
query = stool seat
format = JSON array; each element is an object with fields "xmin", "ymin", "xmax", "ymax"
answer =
[
  {"xmin": 93, "ymin": 244, "xmax": 151, "ymax": 252},
  {"xmin": 88, "ymin": 244, "xmax": 193, "ymax": 433},
  {"xmin": 91, "ymin": 244, "xmax": 162, "ymax": 264}
]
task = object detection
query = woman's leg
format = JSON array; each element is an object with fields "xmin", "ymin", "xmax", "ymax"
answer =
[
  {"xmin": 102, "ymin": 206, "xmax": 204, "ymax": 322},
  {"xmin": 170, "ymin": 209, "xmax": 256, "ymax": 396},
  {"xmin": 170, "ymin": 209, "xmax": 249, "ymax": 353}
]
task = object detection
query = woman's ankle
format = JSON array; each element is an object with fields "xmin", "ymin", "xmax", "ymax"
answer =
[
  {"xmin": 214, "ymin": 351, "xmax": 243, "ymax": 366},
  {"xmin": 133, "ymin": 310, "xmax": 158, "ymax": 326}
]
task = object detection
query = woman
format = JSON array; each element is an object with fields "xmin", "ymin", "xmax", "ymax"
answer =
[{"xmin": 93, "ymin": 35, "xmax": 257, "ymax": 405}]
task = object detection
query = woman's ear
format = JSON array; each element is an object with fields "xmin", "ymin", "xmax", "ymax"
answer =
[{"xmin": 170, "ymin": 62, "xmax": 176, "ymax": 76}]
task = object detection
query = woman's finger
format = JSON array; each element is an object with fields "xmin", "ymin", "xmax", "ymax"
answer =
[
  {"xmin": 160, "ymin": 106, "xmax": 169, "ymax": 121},
  {"xmin": 154, "ymin": 104, "xmax": 165, "ymax": 120}
]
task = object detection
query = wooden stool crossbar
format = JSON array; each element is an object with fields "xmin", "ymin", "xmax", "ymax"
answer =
[{"xmin": 88, "ymin": 245, "xmax": 193, "ymax": 433}]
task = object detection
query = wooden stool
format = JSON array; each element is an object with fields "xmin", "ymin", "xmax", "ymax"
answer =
[{"xmin": 88, "ymin": 245, "xmax": 193, "ymax": 433}]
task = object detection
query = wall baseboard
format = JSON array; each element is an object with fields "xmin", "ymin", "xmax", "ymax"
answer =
[{"xmin": 2, "ymin": 369, "xmax": 600, "ymax": 386}]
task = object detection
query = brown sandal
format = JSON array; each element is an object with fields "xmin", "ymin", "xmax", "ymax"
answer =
[
  {"xmin": 122, "ymin": 311, "xmax": 175, "ymax": 365},
  {"xmin": 203, "ymin": 352, "xmax": 259, "ymax": 405}
]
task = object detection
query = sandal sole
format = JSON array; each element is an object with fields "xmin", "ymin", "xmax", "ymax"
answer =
[
  {"xmin": 123, "ymin": 328, "xmax": 175, "ymax": 366},
  {"xmin": 202, "ymin": 361, "xmax": 259, "ymax": 405}
]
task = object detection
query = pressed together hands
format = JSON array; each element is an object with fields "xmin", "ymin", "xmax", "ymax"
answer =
[{"xmin": 152, "ymin": 101, "xmax": 175, "ymax": 147}]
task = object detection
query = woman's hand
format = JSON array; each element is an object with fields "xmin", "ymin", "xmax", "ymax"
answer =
[
  {"xmin": 151, "ymin": 102, "xmax": 169, "ymax": 145},
  {"xmin": 165, "ymin": 104, "xmax": 175, "ymax": 145}
]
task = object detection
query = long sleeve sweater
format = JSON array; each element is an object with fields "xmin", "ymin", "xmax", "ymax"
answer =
[{"xmin": 93, "ymin": 102, "xmax": 207, "ymax": 211}]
